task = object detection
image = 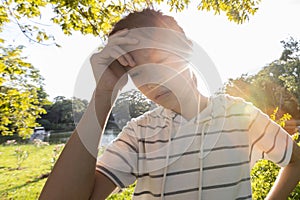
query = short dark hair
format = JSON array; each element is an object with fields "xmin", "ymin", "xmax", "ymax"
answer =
[{"xmin": 109, "ymin": 8, "xmax": 185, "ymax": 36}]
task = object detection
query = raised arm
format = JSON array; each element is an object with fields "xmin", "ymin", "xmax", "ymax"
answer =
[
  {"xmin": 39, "ymin": 94, "xmax": 115, "ymax": 200},
  {"xmin": 39, "ymin": 29, "xmax": 137, "ymax": 200}
]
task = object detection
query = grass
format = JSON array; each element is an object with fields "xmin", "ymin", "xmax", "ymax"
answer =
[
  {"xmin": 5, "ymin": 143, "xmax": 299, "ymax": 200},
  {"xmin": 0, "ymin": 144, "xmax": 134, "ymax": 200},
  {"xmin": 0, "ymin": 144, "xmax": 60, "ymax": 200}
]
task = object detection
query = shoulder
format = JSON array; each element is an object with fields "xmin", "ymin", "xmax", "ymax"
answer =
[
  {"xmin": 212, "ymin": 94, "xmax": 248, "ymax": 105},
  {"xmin": 211, "ymin": 94, "xmax": 258, "ymax": 116}
]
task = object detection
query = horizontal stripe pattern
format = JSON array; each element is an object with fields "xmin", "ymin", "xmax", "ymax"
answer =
[
  {"xmin": 96, "ymin": 165, "xmax": 125, "ymax": 188},
  {"xmin": 248, "ymin": 107, "xmax": 292, "ymax": 168},
  {"xmin": 202, "ymin": 177, "xmax": 250, "ymax": 190},
  {"xmin": 276, "ymin": 134, "xmax": 289, "ymax": 165},
  {"xmin": 137, "ymin": 144, "xmax": 249, "ymax": 160},
  {"xmin": 137, "ymin": 128, "xmax": 249, "ymax": 144},
  {"xmin": 96, "ymin": 95, "xmax": 293, "ymax": 199},
  {"xmin": 114, "ymin": 138, "xmax": 138, "ymax": 153},
  {"xmin": 134, "ymin": 177, "xmax": 251, "ymax": 198},
  {"xmin": 136, "ymin": 160, "xmax": 250, "ymax": 180}
]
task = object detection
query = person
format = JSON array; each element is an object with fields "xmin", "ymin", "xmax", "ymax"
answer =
[{"xmin": 39, "ymin": 9, "xmax": 300, "ymax": 200}]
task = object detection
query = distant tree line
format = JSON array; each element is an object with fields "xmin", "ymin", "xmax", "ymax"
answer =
[
  {"xmin": 37, "ymin": 96, "xmax": 88, "ymax": 132},
  {"xmin": 38, "ymin": 89, "xmax": 154, "ymax": 134}
]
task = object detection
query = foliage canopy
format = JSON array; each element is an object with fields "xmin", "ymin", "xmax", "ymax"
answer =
[
  {"xmin": 0, "ymin": 0, "xmax": 263, "ymax": 138},
  {"xmin": 0, "ymin": 44, "xmax": 49, "ymax": 137},
  {"xmin": 225, "ymin": 37, "xmax": 300, "ymax": 123}
]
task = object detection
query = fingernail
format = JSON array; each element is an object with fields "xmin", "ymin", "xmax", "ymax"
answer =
[{"xmin": 119, "ymin": 60, "xmax": 128, "ymax": 66}]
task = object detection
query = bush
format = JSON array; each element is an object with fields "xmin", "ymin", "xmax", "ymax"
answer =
[
  {"xmin": 0, "ymin": 134, "xmax": 29, "ymax": 144},
  {"xmin": 107, "ymin": 183, "xmax": 136, "ymax": 200},
  {"xmin": 251, "ymin": 109, "xmax": 300, "ymax": 199},
  {"xmin": 251, "ymin": 146, "xmax": 300, "ymax": 199}
]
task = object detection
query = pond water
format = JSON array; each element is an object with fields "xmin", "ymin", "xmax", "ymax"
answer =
[{"xmin": 100, "ymin": 133, "xmax": 117, "ymax": 147}]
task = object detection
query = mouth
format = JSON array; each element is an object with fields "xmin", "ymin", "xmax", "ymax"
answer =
[{"xmin": 154, "ymin": 90, "xmax": 171, "ymax": 100}]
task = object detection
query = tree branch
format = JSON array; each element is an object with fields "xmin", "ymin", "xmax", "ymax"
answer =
[{"xmin": 2, "ymin": 0, "xmax": 56, "ymax": 46}]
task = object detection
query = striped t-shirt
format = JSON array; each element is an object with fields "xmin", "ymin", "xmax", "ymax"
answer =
[{"xmin": 96, "ymin": 94, "xmax": 293, "ymax": 199}]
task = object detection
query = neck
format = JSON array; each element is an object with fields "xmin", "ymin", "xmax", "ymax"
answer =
[{"xmin": 173, "ymin": 91, "xmax": 209, "ymax": 120}]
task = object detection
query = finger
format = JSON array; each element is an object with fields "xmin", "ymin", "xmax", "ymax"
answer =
[
  {"xmin": 108, "ymin": 29, "xmax": 129, "ymax": 43},
  {"xmin": 110, "ymin": 29, "xmax": 129, "ymax": 38},
  {"xmin": 122, "ymin": 53, "xmax": 136, "ymax": 67},
  {"xmin": 109, "ymin": 46, "xmax": 129, "ymax": 66},
  {"xmin": 110, "ymin": 51, "xmax": 128, "ymax": 66},
  {"xmin": 116, "ymin": 55, "xmax": 129, "ymax": 66},
  {"xmin": 108, "ymin": 37, "xmax": 139, "ymax": 46},
  {"xmin": 112, "ymin": 46, "xmax": 136, "ymax": 67},
  {"xmin": 90, "ymin": 50, "xmax": 112, "ymax": 65}
]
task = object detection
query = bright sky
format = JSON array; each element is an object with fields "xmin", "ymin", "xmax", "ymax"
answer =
[{"xmin": 3, "ymin": 0, "xmax": 300, "ymax": 101}]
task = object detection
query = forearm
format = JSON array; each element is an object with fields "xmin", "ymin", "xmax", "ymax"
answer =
[
  {"xmin": 39, "ymin": 92, "xmax": 113, "ymax": 200},
  {"xmin": 266, "ymin": 162, "xmax": 300, "ymax": 200}
]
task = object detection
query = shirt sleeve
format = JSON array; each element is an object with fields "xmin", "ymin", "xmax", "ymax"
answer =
[
  {"xmin": 248, "ymin": 104, "xmax": 293, "ymax": 168},
  {"xmin": 96, "ymin": 121, "xmax": 138, "ymax": 188}
]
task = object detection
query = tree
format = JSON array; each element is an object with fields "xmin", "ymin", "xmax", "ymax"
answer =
[
  {"xmin": 1, "ymin": 0, "xmax": 262, "ymax": 45},
  {"xmin": 0, "ymin": 44, "xmax": 49, "ymax": 138},
  {"xmin": 38, "ymin": 96, "xmax": 88, "ymax": 131},
  {"xmin": 48, "ymin": 0, "xmax": 260, "ymax": 38},
  {"xmin": 225, "ymin": 37, "xmax": 300, "ymax": 133},
  {"xmin": 0, "ymin": 0, "xmax": 54, "ymax": 138},
  {"xmin": 0, "ymin": 0, "xmax": 263, "ymax": 138},
  {"xmin": 278, "ymin": 37, "xmax": 300, "ymax": 106},
  {"xmin": 112, "ymin": 89, "xmax": 155, "ymax": 129}
]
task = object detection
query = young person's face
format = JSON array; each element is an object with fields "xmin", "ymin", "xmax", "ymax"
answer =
[{"xmin": 125, "ymin": 48, "xmax": 196, "ymax": 111}]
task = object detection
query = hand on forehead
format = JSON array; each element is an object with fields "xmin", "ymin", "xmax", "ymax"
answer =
[
  {"xmin": 106, "ymin": 27, "xmax": 193, "ymax": 87},
  {"xmin": 119, "ymin": 27, "xmax": 193, "ymax": 59}
]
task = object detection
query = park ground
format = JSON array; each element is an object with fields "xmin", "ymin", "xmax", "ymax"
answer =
[
  {"xmin": 0, "ymin": 143, "xmax": 134, "ymax": 200},
  {"xmin": 1, "ymin": 135, "xmax": 300, "ymax": 200}
]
